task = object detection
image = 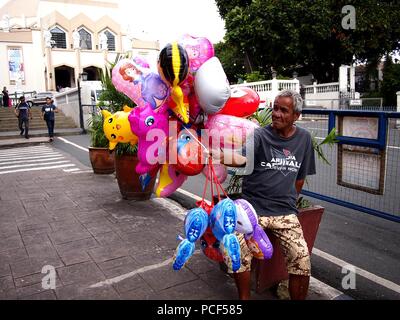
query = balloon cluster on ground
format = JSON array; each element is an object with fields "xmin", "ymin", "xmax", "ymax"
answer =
[{"xmin": 103, "ymin": 34, "xmax": 272, "ymax": 270}]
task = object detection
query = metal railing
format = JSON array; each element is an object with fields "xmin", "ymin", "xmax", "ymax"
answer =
[{"xmin": 300, "ymin": 109, "xmax": 400, "ymax": 223}]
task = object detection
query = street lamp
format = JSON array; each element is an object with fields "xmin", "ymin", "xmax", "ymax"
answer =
[
  {"xmin": 292, "ymin": 71, "xmax": 298, "ymax": 79},
  {"xmin": 77, "ymin": 72, "xmax": 88, "ymax": 134}
]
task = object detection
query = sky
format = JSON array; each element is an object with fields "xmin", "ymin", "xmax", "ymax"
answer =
[
  {"xmin": 0, "ymin": 0, "xmax": 227, "ymax": 45},
  {"xmin": 119, "ymin": 0, "xmax": 226, "ymax": 46}
]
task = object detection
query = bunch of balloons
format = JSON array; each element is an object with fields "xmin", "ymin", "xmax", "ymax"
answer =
[{"xmin": 102, "ymin": 34, "xmax": 273, "ymax": 270}]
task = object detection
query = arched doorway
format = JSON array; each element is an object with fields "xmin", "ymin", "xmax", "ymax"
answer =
[
  {"xmin": 55, "ymin": 65, "xmax": 75, "ymax": 91},
  {"xmin": 83, "ymin": 66, "xmax": 101, "ymax": 81}
]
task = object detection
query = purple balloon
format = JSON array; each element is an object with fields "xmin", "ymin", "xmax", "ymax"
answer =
[{"xmin": 234, "ymin": 199, "xmax": 273, "ymax": 260}]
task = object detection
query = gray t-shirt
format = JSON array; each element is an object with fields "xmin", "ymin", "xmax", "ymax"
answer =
[{"xmin": 242, "ymin": 125, "xmax": 316, "ymax": 216}]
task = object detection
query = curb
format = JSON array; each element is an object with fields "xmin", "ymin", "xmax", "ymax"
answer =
[{"xmin": 0, "ymin": 137, "xmax": 50, "ymax": 148}]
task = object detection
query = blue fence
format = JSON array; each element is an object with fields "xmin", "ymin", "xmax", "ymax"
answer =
[{"xmin": 300, "ymin": 109, "xmax": 400, "ymax": 223}]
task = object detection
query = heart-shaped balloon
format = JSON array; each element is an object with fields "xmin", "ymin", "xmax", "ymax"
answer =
[
  {"xmin": 205, "ymin": 114, "xmax": 259, "ymax": 150},
  {"xmin": 218, "ymin": 87, "xmax": 260, "ymax": 118},
  {"xmin": 178, "ymin": 34, "xmax": 215, "ymax": 74}
]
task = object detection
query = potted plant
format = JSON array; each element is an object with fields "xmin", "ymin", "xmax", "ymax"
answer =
[
  {"xmin": 97, "ymin": 55, "xmax": 156, "ymax": 200},
  {"xmin": 87, "ymin": 112, "xmax": 115, "ymax": 174}
]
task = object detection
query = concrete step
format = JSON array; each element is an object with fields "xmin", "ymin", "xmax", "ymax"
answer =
[
  {"xmin": 0, "ymin": 107, "xmax": 79, "ymax": 135},
  {"xmin": 0, "ymin": 120, "xmax": 77, "ymax": 126},
  {"xmin": 0, "ymin": 128, "xmax": 82, "ymax": 140},
  {"xmin": 0, "ymin": 125, "xmax": 79, "ymax": 132}
]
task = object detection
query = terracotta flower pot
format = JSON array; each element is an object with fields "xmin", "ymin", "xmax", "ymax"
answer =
[
  {"xmin": 88, "ymin": 147, "xmax": 115, "ymax": 174},
  {"xmin": 114, "ymin": 154, "xmax": 157, "ymax": 200}
]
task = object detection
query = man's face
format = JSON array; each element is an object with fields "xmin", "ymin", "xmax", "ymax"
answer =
[
  {"xmin": 46, "ymin": 99, "xmax": 51, "ymax": 104},
  {"xmin": 272, "ymin": 96, "xmax": 300, "ymax": 130}
]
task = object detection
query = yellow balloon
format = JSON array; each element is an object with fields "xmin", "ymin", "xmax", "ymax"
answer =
[{"xmin": 101, "ymin": 107, "xmax": 138, "ymax": 150}]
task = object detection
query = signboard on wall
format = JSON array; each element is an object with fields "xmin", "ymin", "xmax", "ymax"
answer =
[
  {"xmin": 8, "ymin": 47, "xmax": 25, "ymax": 84},
  {"xmin": 337, "ymin": 116, "xmax": 386, "ymax": 194}
]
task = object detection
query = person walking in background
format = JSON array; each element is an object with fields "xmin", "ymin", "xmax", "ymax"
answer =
[
  {"xmin": 2, "ymin": 87, "xmax": 9, "ymax": 107},
  {"xmin": 41, "ymin": 97, "xmax": 58, "ymax": 142},
  {"xmin": 14, "ymin": 96, "xmax": 32, "ymax": 139}
]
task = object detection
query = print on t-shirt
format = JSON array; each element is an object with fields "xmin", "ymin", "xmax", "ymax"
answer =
[{"xmin": 260, "ymin": 146, "xmax": 301, "ymax": 176}]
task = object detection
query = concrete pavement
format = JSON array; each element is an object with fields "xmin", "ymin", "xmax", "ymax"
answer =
[{"xmin": 0, "ymin": 139, "xmax": 350, "ymax": 300}]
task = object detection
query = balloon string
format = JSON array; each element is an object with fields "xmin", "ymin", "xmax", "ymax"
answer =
[
  {"xmin": 208, "ymin": 156, "xmax": 219, "ymax": 204},
  {"xmin": 200, "ymin": 159, "xmax": 210, "ymax": 208},
  {"xmin": 210, "ymin": 157, "xmax": 228, "ymax": 198},
  {"xmin": 183, "ymin": 126, "xmax": 210, "ymax": 155},
  {"xmin": 208, "ymin": 156, "xmax": 215, "ymax": 206}
]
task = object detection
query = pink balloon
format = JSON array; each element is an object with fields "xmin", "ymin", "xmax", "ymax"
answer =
[
  {"xmin": 179, "ymin": 34, "xmax": 214, "ymax": 73},
  {"xmin": 180, "ymin": 74, "xmax": 202, "ymax": 123},
  {"xmin": 155, "ymin": 163, "xmax": 188, "ymax": 197},
  {"xmin": 205, "ymin": 114, "xmax": 259, "ymax": 150},
  {"xmin": 128, "ymin": 103, "xmax": 170, "ymax": 175},
  {"xmin": 202, "ymin": 164, "xmax": 227, "ymax": 184},
  {"xmin": 112, "ymin": 57, "xmax": 169, "ymax": 109}
]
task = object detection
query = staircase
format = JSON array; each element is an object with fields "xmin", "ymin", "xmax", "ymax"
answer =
[{"xmin": 0, "ymin": 106, "xmax": 81, "ymax": 139}]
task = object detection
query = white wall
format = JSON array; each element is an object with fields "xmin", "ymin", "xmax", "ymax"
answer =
[
  {"xmin": 0, "ymin": 34, "xmax": 45, "ymax": 93},
  {"xmin": 53, "ymin": 84, "xmax": 94, "ymax": 129}
]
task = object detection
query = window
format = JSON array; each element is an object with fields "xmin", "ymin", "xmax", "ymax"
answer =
[
  {"xmin": 50, "ymin": 26, "xmax": 66, "ymax": 49},
  {"xmin": 104, "ymin": 30, "xmax": 116, "ymax": 51},
  {"xmin": 78, "ymin": 27, "xmax": 92, "ymax": 50}
]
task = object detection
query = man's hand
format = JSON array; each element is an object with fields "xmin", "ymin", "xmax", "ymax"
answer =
[
  {"xmin": 209, "ymin": 148, "xmax": 247, "ymax": 167},
  {"xmin": 209, "ymin": 148, "xmax": 224, "ymax": 165}
]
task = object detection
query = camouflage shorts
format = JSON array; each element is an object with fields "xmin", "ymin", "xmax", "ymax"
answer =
[{"xmin": 225, "ymin": 214, "xmax": 311, "ymax": 276}]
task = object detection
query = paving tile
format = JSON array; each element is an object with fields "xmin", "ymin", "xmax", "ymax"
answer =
[
  {"xmin": 15, "ymin": 272, "xmax": 62, "ymax": 289},
  {"xmin": 0, "ymin": 248, "xmax": 28, "ymax": 264},
  {"xmin": 97, "ymin": 256, "xmax": 140, "ymax": 278},
  {"xmin": 0, "ymin": 288, "xmax": 18, "ymax": 300},
  {"xmin": 10, "ymin": 256, "xmax": 64, "ymax": 279},
  {"xmin": 55, "ymin": 237, "xmax": 99, "ymax": 254},
  {"xmin": 139, "ymin": 264, "xmax": 198, "ymax": 292},
  {"xmin": 55, "ymin": 283, "xmax": 120, "ymax": 300},
  {"xmin": 110, "ymin": 274, "xmax": 151, "ymax": 294},
  {"xmin": 185, "ymin": 253, "xmax": 220, "ymax": 275},
  {"xmin": 59, "ymin": 250, "xmax": 92, "ymax": 266},
  {"xmin": 84, "ymin": 221, "xmax": 114, "ymax": 237},
  {"xmin": 0, "ymin": 235, "xmax": 24, "ymax": 253},
  {"xmin": 26, "ymin": 243, "xmax": 59, "ymax": 259},
  {"xmin": 0, "ymin": 275, "xmax": 15, "ymax": 291},
  {"xmin": 197, "ymin": 269, "xmax": 238, "ymax": 299},
  {"xmin": 88, "ymin": 245, "xmax": 130, "ymax": 263},
  {"xmin": 49, "ymin": 219, "xmax": 82, "ymax": 232},
  {"xmin": 21, "ymin": 233, "xmax": 52, "ymax": 247},
  {"xmin": 16, "ymin": 282, "xmax": 50, "ymax": 299},
  {"xmin": 0, "ymin": 222, "xmax": 18, "ymax": 239},
  {"xmin": 56, "ymin": 262, "xmax": 106, "ymax": 286},
  {"xmin": 119, "ymin": 284, "xmax": 155, "ymax": 300},
  {"xmin": 93, "ymin": 232, "xmax": 124, "ymax": 246},
  {"xmin": 48, "ymin": 228, "xmax": 93, "ymax": 245},
  {"xmin": 0, "ymin": 263, "xmax": 11, "ymax": 278},
  {"xmin": 21, "ymin": 289, "xmax": 57, "ymax": 300},
  {"xmin": 148, "ymin": 279, "xmax": 220, "ymax": 300}
]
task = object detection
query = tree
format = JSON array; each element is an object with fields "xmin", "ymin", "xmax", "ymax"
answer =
[
  {"xmin": 215, "ymin": 0, "xmax": 400, "ymax": 83},
  {"xmin": 380, "ymin": 55, "xmax": 400, "ymax": 106},
  {"xmin": 214, "ymin": 41, "xmax": 246, "ymax": 83}
]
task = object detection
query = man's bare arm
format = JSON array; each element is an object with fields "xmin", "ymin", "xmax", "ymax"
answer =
[
  {"xmin": 211, "ymin": 149, "xmax": 247, "ymax": 167},
  {"xmin": 295, "ymin": 179, "xmax": 305, "ymax": 194}
]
